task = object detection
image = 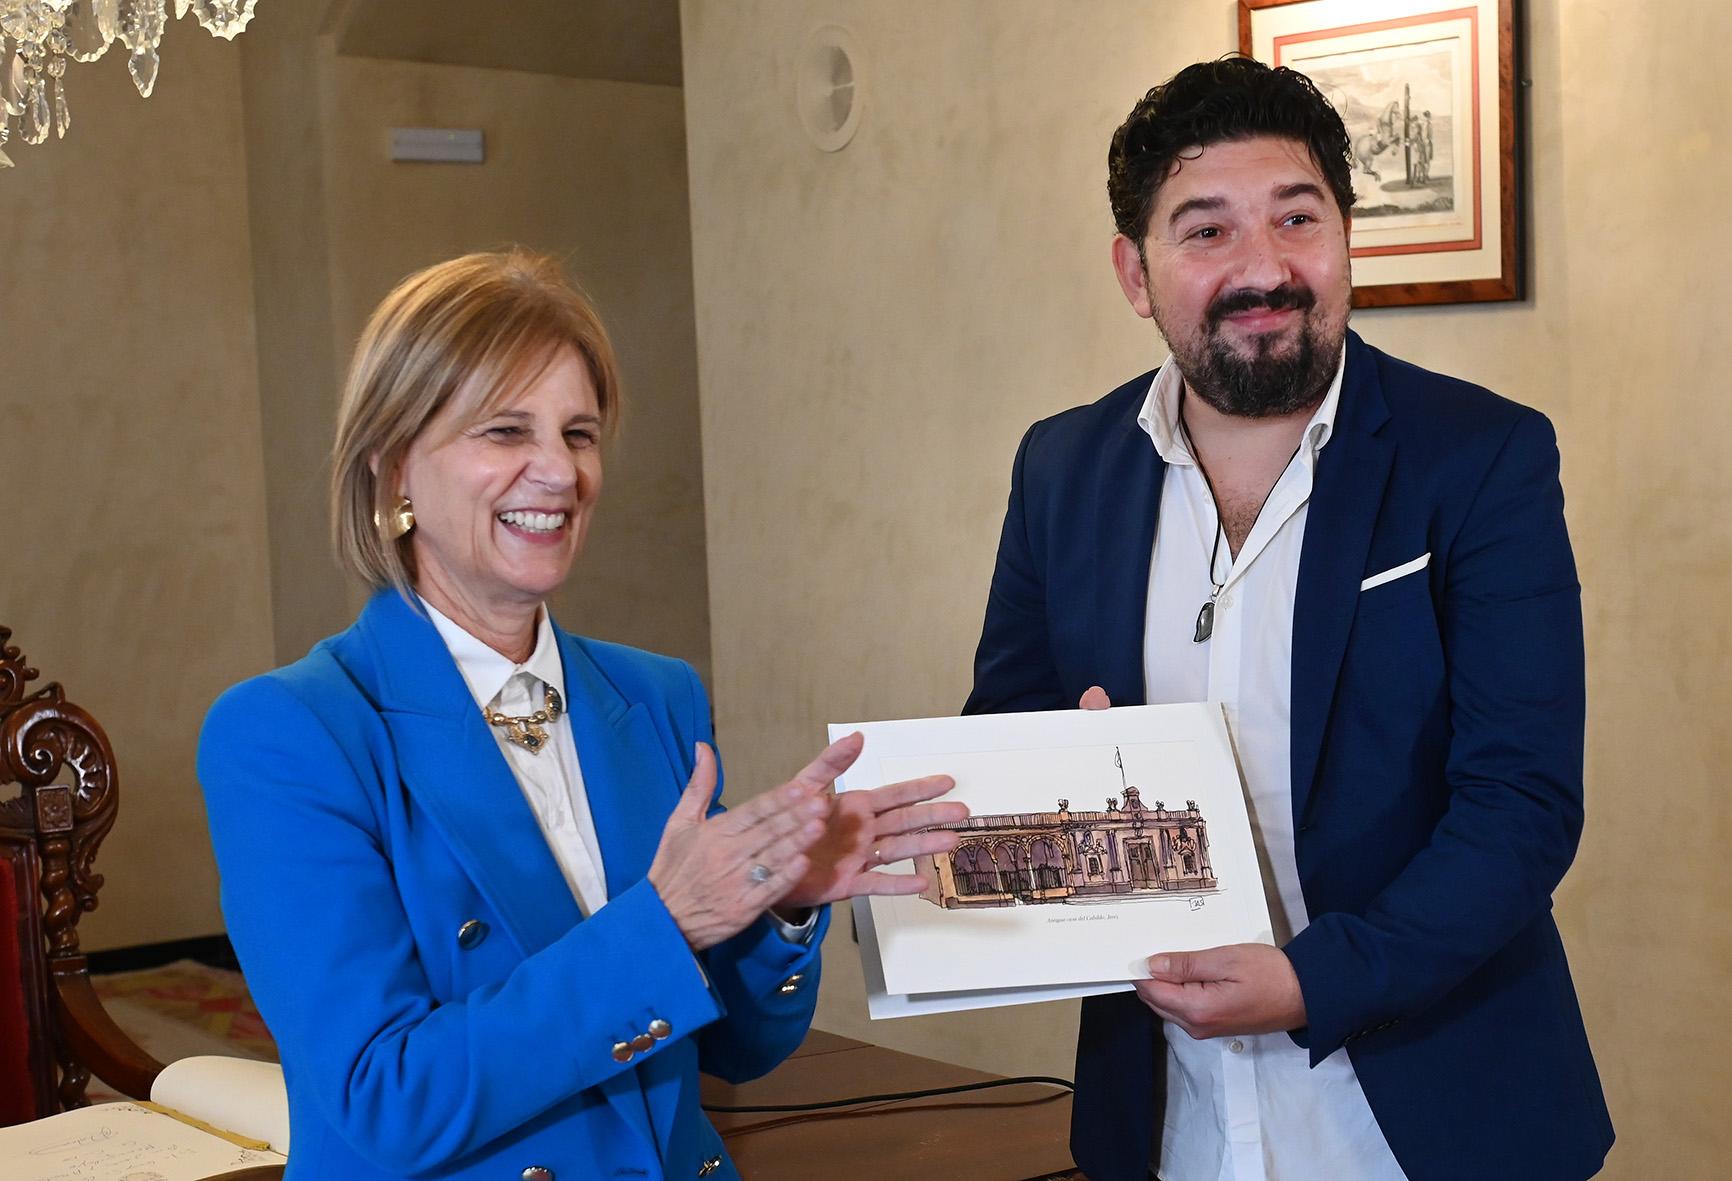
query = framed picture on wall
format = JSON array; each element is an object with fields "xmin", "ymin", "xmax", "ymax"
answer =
[{"xmin": 1240, "ymin": 0, "xmax": 1523, "ymax": 307}]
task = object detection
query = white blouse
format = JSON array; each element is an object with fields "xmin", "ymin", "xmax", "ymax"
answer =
[
  {"xmin": 422, "ymin": 599, "xmax": 817, "ymax": 942},
  {"xmin": 424, "ymin": 599, "xmax": 611, "ymax": 916}
]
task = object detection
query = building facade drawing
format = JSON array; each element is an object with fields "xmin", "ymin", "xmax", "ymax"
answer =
[{"xmin": 915, "ymin": 786, "xmax": 1217, "ymax": 909}]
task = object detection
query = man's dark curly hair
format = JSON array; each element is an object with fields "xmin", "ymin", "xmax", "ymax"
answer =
[{"xmin": 1108, "ymin": 57, "xmax": 1356, "ymax": 247}]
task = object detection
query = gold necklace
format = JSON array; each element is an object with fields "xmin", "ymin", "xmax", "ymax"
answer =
[{"xmin": 482, "ymin": 683, "xmax": 564, "ymax": 754}]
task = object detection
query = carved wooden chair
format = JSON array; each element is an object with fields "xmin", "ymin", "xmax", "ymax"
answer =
[{"xmin": 0, "ymin": 624, "xmax": 164, "ymax": 1124}]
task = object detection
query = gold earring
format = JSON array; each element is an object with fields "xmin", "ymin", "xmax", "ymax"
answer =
[{"xmin": 375, "ymin": 496, "xmax": 415, "ymax": 540}]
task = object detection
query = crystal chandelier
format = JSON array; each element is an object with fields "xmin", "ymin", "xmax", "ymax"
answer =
[{"xmin": 0, "ymin": 0, "xmax": 263, "ymax": 169}]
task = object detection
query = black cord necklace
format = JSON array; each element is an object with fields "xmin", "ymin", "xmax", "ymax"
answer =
[{"xmin": 1183, "ymin": 404, "xmax": 1305, "ymax": 644}]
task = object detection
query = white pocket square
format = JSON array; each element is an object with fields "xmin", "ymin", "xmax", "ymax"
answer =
[{"xmin": 1360, "ymin": 552, "xmax": 1431, "ymax": 592}]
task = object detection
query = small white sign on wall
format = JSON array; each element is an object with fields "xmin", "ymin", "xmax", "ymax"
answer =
[{"xmin": 389, "ymin": 127, "xmax": 485, "ymax": 164}]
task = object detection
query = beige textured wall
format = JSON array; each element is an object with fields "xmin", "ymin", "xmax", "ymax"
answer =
[
  {"xmin": 681, "ymin": 1, "xmax": 1730, "ymax": 1175},
  {"xmin": 0, "ymin": 35, "xmax": 274, "ymax": 948},
  {"xmin": 0, "ymin": 23, "xmax": 712, "ymax": 947},
  {"xmin": 323, "ymin": 57, "xmax": 713, "ymax": 677},
  {"xmin": 239, "ymin": 9, "xmax": 352, "ymax": 667}
]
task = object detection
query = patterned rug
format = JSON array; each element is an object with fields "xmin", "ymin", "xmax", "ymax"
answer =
[{"xmin": 85, "ymin": 959, "xmax": 277, "ymax": 1103}]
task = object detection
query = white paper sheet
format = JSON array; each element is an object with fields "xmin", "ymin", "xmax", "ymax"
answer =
[
  {"xmin": 0, "ymin": 1101, "xmax": 285, "ymax": 1181},
  {"xmin": 831, "ymin": 703, "xmax": 1272, "ymax": 1016},
  {"xmin": 152, "ymin": 1056, "xmax": 290, "ymax": 1155},
  {"xmin": 852, "ymin": 895, "xmax": 1134, "ymax": 1018}
]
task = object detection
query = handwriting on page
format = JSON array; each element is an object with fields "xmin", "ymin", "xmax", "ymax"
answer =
[{"xmin": 13, "ymin": 1104, "xmax": 277, "ymax": 1181}]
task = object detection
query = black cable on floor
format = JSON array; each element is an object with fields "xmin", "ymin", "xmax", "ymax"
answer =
[{"xmin": 701, "ymin": 1074, "xmax": 1074, "ymax": 1114}]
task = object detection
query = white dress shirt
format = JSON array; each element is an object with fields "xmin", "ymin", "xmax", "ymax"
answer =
[
  {"xmin": 1138, "ymin": 353, "xmax": 1408, "ymax": 1181},
  {"xmin": 423, "ymin": 599, "xmax": 818, "ymax": 942},
  {"xmin": 425, "ymin": 600, "xmax": 612, "ymax": 916}
]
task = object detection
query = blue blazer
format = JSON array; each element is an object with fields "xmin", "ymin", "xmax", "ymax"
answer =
[
  {"xmin": 199, "ymin": 590, "xmax": 829, "ymax": 1181},
  {"xmin": 965, "ymin": 332, "xmax": 1612, "ymax": 1181}
]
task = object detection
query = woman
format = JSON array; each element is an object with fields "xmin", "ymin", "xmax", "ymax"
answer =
[{"xmin": 198, "ymin": 250, "xmax": 963, "ymax": 1180}]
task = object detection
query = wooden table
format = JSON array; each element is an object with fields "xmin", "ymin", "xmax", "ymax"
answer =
[{"xmin": 701, "ymin": 1029, "xmax": 1082, "ymax": 1180}]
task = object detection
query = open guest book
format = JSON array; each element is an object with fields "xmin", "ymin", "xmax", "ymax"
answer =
[{"xmin": 3, "ymin": 1055, "xmax": 288, "ymax": 1181}]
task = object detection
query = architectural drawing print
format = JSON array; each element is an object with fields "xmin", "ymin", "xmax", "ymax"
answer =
[{"xmin": 914, "ymin": 748, "xmax": 1218, "ymax": 909}]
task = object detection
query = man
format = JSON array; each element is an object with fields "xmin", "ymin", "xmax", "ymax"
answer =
[{"xmin": 965, "ymin": 59, "xmax": 1611, "ymax": 1181}]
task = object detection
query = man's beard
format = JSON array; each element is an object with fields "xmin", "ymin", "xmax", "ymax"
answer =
[{"xmin": 1157, "ymin": 282, "xmax": 1345, "ymax": 418}]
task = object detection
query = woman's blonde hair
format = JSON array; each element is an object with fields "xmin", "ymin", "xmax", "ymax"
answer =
[{"xmin": 331, "ymin": 248, "xmax": 620, "ymax": 595}]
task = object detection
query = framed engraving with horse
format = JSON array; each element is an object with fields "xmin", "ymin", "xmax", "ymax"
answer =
[{"xmin": 1240, "ymin": 0, "xmax": 1524, "ymax": 307}]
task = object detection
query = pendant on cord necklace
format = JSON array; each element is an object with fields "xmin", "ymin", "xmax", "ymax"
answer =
[
  {"xmin": 1179, "ymin": 400, "xmax": 1303, "ymax": 646},
  {"xmin": 1194, "ymin": 513, "xmax": 1227, "ymax": 644},
  {"xmin": 1194, "ymin": 588, "xmax": 1221, "ymax": 643},
  {"xmin": 1186, "ymin": 436, "xmax": 1303, "ymax": 644}
]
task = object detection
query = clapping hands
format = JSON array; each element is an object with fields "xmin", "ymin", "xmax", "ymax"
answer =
[
  {"xmin": 780, "ymin": 732, "xmax": 967, "ymax": 909},
  {"xmin": 647, "ymin": 733, "xmax": 965, "ymax": 951}
]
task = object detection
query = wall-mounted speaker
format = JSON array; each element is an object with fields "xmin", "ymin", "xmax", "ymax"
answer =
[{"xmin": 796, "ymin": 25, "xmax": 863, "ymax": 152}]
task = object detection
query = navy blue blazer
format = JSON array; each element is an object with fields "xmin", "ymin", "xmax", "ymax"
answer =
[
  {"xmin": 965, "ymin": 332, "xmax": 1612, "ymax": 1181},
  {"xmin": 199, "ymin": 590, "xmax": 829, "ymax": 1180}
]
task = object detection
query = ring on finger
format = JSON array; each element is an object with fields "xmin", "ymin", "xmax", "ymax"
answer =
[{"xmin": 747, "ymin": 863, "xmax": 772, "ymax": 886}]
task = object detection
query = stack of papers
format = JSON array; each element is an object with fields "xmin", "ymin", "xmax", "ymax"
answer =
[{"xmin": 830, "ymin": 703, "xmax": 1273, "ymax": 1018}]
